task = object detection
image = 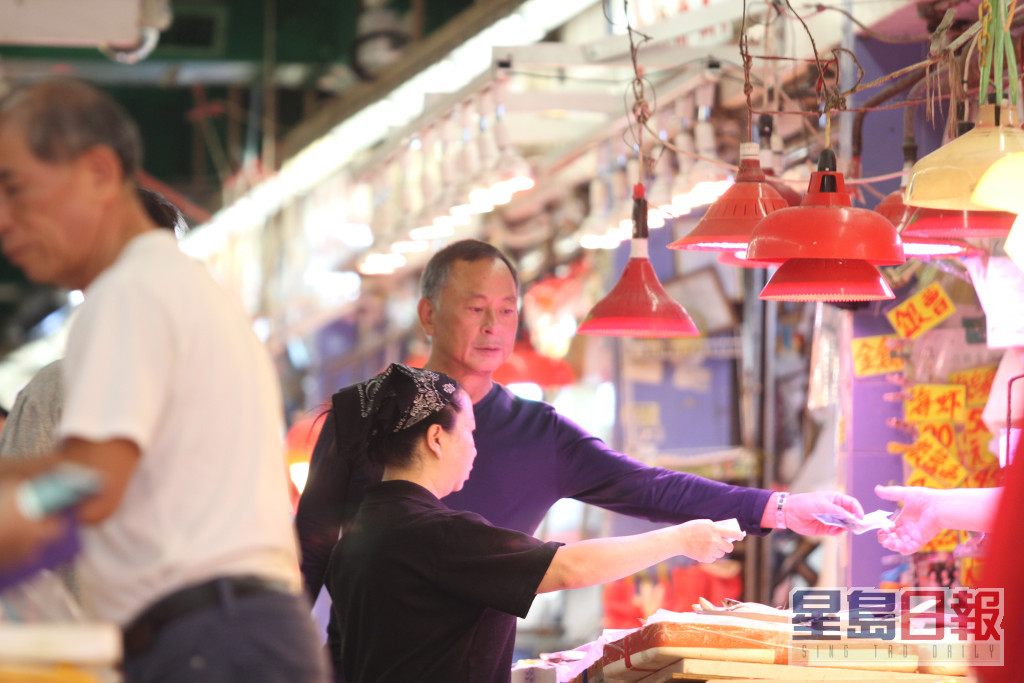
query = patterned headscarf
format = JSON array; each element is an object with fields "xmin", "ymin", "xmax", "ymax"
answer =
[
  {"xmin": 358, "ymin": 363, "xmax": 460, "ymax": 438},
  {"xmin": 324, "ymin": 364, "xmax": 459, "ymax": 529}
]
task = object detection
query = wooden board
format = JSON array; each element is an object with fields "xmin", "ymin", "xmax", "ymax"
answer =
[{"xmin": 631, "ymin": 658, "xmax": 971, "ymax": 682}]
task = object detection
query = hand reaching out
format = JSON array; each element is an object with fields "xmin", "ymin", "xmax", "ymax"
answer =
[
  {"xmin": 676, "ymin": 519, "xmax": 746, "ymax": 563},
  {"xmin": 874, "ymin": 485, "xmax": 948, "ymax": 554},
  {"xmin": 783, "ymin": 491, "xmax": 866, "ymax": 536}
]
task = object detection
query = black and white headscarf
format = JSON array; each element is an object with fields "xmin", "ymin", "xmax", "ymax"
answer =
[{"xmin": 358, "ymin": 363, "xmax": 459, "ymax": 434}]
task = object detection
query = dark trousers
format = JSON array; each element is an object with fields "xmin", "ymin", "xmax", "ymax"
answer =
[{"xmin": 123, "ymin": 585, "xmax": 330, "ymax": 683}]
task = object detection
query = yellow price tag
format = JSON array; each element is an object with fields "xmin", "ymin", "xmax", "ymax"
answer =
[
  {"xmin": 886, "ymin": 282, "xmax": 956, "ymax": 339},
  {"xmin": 904, "ymin": 384, "xmax": 967, "ymax": 423},
  {"xmin": 902, "ymin": 432, "xmax": 967, "ymax": 487},
  {"xmin": 948, "ymin": 366, "xmax": 998, "ymax": 407},
  {"xmin": 921, "ymin": 528, "xmax": 963, "ymax": 553},
  {"xmin": 905, "ymin": 467, "xmax": 944, "ymax": 489},
  {"xmin": 851, "ymin": 334, "xmax": 904, "ymax": 377}
]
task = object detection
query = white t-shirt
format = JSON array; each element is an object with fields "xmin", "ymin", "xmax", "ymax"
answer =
[{"xmin": 59, "ymin": 230, "xmax": 300, "ymax": 625}]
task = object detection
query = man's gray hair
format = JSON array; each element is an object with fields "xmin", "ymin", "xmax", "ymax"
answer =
[
  {"xmin": 420, "ymin": 239, "xmax": 520, "ymax": 302},
  {"xmin": 0, "ymin": 78, "xmax": 142, "ymax": 179}
]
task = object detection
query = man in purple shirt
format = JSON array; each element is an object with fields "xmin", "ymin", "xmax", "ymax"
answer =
[{"xmin": 296, "ymin": 239, "xmax": 863, "ymax": 671}]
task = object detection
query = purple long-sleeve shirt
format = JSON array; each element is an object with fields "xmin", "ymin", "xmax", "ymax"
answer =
[{"xmin": 295, "ymin": 382, "xmax": 773, "ymax": 600}]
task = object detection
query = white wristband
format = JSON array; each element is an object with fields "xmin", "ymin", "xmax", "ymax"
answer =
[{"xmin": 775, "ymin": 492, "xmax": 789, "ymax": 530}]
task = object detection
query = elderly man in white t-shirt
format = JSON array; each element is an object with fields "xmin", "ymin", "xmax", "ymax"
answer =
[{"xmin": 0, "ymin": 79, "xmax": 328, "ymax": 682}]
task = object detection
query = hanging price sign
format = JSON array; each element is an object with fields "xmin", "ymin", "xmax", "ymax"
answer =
[
  {"xmin": 903, "ymin": 432, "xmax": 968, "ymax": 487},
  {"xmin": 886, "ymin": 282, "xmax": 956, "ymax": 339},
  {"xmin": 948, "ymin": 366, "xmax": 998, "ymax": 407},
  {"xmin": 904, "ymin": 384, "xmax": 967, "ymax": 423},
  {"xmin": 851, "ymin": 334, "xmax": 905, "ymax": 377}
]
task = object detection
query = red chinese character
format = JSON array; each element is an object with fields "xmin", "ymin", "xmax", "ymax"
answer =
[
  {"xmin": 949, "ymin": 588, "xmax": 1003, "ymax": 641},
  {"xmin": 907, "ymin": 391, "xmax": 931, "ymax": 419},
  {"xmin": 935, "ymin": 391, "xmax": 963, "ymax": 421},
  {"xmin": 893, "ymin": 305, "xmax": 929, "ymax": 338},
  {"xmin": 855, "ymin": 339, "xmax": 892, "ymax": 374}
]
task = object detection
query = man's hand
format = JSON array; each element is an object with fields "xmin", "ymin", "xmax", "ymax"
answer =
[
  {"xmin": 782, "ymin": 491, "xmax": 866, "ymax": 536},
  {"xmin": 0, "ymin": 479, "xmax": 67, "ymax": 570},
  {"xmin": 874, "ymin": 484, "xmax": 948, "ymax": 554}
]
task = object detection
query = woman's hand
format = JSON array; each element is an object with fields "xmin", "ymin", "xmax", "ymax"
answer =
[{"xmin": 675, "ymin": 519, "xmax": 746, "ymax": 563}]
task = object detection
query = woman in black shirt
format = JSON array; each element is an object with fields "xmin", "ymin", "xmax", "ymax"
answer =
[{"xmin": 326, "ymin": 363, "xmax": 743, "ymax": 682}]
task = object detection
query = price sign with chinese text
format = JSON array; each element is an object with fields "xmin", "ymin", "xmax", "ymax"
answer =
[
  {"xmin": 906, "ymin": 467, "xmax": 944, "ymax": 489},
  {"xmin": 949, "ymin": 366, "xmax": 997, "ymax": 407},
  {"xmin": 904, "ymin": 384, "xmax": 967, "ymax": 423},
  {"xmin": 851, "ymin": 334, "xmax": 905, "ymax": 377},
  {"xmin": 921, "ymin": 527, "xmax": 963, "ymax": 553},
  {"xmin": 903, "ymin": 432, "xmax": 967, "ymax": 487},
  {"xmin": 886, "ymin": 282, "xmax": 956, "ymax": 339}
]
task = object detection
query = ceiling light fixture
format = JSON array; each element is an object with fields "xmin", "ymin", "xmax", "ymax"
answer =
[
  {"xmin": 905, "ymin": 103, "xmax": 1024, "ymax": 211},
  {"xmin": 667, "ymin": 142, "xmax": 787, "ymax": 251},
  {"xmin": 577, "ymin": 183, "xmax": 699, "ymax": 337},
  {"xmin": 904, "ymin": 0, "xmax": 1023, "ymax": 213},
  {"xmin": 900, "ymin": 207, "xmax": 1014, "ymax": 238},
  {"xmin": 747, "ymin": 148, "xmax": 905, "ymax": 301},
  {"xmin": 972, "ymin": 150, "xmax": 1024, "ymax": 269}
]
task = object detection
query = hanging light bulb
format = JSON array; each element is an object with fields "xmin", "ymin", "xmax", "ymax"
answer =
[
  {"xmin": 450, "ymin": 97, "xmax": 493, "ymax": 216},
  {"xmin": 580, "ymin": 144, "xmax": 618, "ymax": 250},
  {"xmin": 676, "ymin": 80, "xmax": 732, "ymax": 212},
  {"xmin": 905, "ymin": 102, "xmax": 1024, "ymax": 211},
  {"xmin": 410, "ymin": 125, "xmax": 451, "ymax": 237},
  {"xmin": 747, "ymin": 148, "xmax": 904, "ymax": 301},
  {"xmin": 646, "ymin": 104, "xmax": 677, "ymax": 223},
  {"xmin": 668, "ymin": 142, "xmax": 787, "ymax": 251},
  {"xmin": 489, "ymin": 76, "xmax": 534, "ymax": 200},
  {"xmin": 757, "ymin": 113, "xmax": 802, "ymax": 207},
  {"xmin": 666, "ymin": 95, "xmax": 697, "ymax": 215},
  {"xmin": 577, "ymin": 183, "xmax": 699, "ymax": 337}
]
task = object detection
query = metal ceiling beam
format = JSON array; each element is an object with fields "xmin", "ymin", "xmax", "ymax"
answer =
[
  {"xmin": 279, "ymin": 0, "xmax": 531, "ymax": 162},
  {"xmin": 582, "ymin": 1, "xmax": 743, "ymax": 64}
]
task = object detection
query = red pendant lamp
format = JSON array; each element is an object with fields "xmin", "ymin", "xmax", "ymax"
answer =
[
  {"xmin": 876, "ymin": 188, "xmax": 914, "ymax": 229},
  {"xmin": 577, "ymin": 184, "xmax": 699, "ymax": 338},
  {"xmin": 717, "ymin": 249, "xmax": 776, "ymax": 269},
  {"xmin": 747, "ymin": 148, "xmax": 905, "ymax": 301},
  {"xmin": 493, "ymin": 338, "xmax": 576, "ymax": 387},
  {"xmin": 668, "ymin": 143, "xmax": 788, "ymax": 251},
  {"xmin": 901, "ymin": 207, "xmax": 1014, "ymax": 239},
  {"xmin": 875, "ymin": 188, "xmax": 980, "ymax": 259},
  {"xmin": 763, "ymin": 169, "xmax": 803, "ymax": 207}
]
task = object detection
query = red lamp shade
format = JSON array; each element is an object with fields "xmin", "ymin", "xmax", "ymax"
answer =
[
  {"xmin": 493, "ymin": 339, "xmax": 575, "ymax": 387},
  {"xmin": 875, "ymin": 188, "xmax": 913, "ymax": 229},
  {"xmin": 578, "ymin": 184, "xmax": 699, "ymax": 338},
  {"xmin": 717, "ymin": 249, "xmax": 776, "ymax": 269},
  {"xmin": 876, "ymin": 189, "xmax": 977, "ymax": 259},
  {"xmin": 901, "ymin": 207, "xmax": 1014, "ymax": 239},
  {"xmin": 759, "ymin": 258, "xmax": 894, "ymax": 301},
  {"xmin": 747, "ymin": 156, "xmax": 905, "ymax": 265},
  {"xmin": 668, "ymin": 143, "xmax": 788, "ymax": 251},
  {"xmin": 747, "ymin": 148, "xmax": 903, "ymax": 302},
  {"xmin": 577, "ymin": 251, "xmax": 698, "ymax": 337},
  {"xmin": 900, "ymin": 235, "xmax": 983, "ymax": 260},
  {"xmin": 764, "ymin": 169, "xmax": 803, "ymax": 207}
]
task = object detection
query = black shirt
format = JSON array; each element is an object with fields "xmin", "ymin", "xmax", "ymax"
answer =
[{"xmin": 326, "ymin": 480, "xmax": 561, "ymax": 683}]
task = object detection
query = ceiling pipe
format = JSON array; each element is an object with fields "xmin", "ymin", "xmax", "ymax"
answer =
[{"xmin": 99, "ymin": 0, "xmax": 172, "ymax": 65}]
